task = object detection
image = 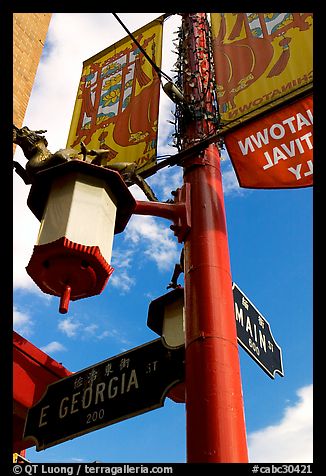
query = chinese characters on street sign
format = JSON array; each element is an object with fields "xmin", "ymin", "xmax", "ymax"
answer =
[{"xmin": 24, "ymin": 338, "xmax": 184, "ymax": 450}]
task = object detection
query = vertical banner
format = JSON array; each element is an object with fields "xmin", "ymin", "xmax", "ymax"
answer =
[
  {"xmin": 224, "ymin": 94, "xmax": 313, "ymax": 188},
  {"xmin": 210, "ymin": 13, "xmax": 313, "ymax": 126},
  {"xmin": 67, "ymin": 16, "xmax": 164, "ymax": 172}
]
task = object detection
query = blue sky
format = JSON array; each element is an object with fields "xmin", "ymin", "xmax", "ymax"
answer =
[{"xmin": 13, "ymin": 13, "xmax": 313, "ymax": 463}]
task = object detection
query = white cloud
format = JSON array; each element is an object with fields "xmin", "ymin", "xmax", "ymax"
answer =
[
  {"xmin": 40, "ymin": 341, "xmax": 67, "ymax": 354},
  {"xmin": 221, "ymin": 162, "xmax": 244, "ymax": 196},
  {"xmin": 126, "ymin": 214, "xmax": 179, "ymax": 271},
  {"xmin": 58, "ymin": 317, "xmax": 81, "ymax": 337},
  {"xmin": 108, "ymin": 328, "xmax": 131, "ymax": 348},
  {"xmin": 109, "ymin": 206, "xmax": 180, "ymax": 294},
  {"xmin": 158, "ymin": 14, "xmax": 182, "ymax": 153},
  {"xmin": 13, "ymin": 172, "xmax": 43, "ymax": 291},
  {"xmin": 96, "ymin": 330, "xmax": 110, "ymax": 340},
  {"xmin": 83, "ymin": 324, "xmax": 99, "ymax": 335},
  {"xmin": 147, "ymin": 167, "xmax": 183, "ymax": 202},
  {"xmin": 248, "ymin": 384, "xmax": 313, "ymax": 463},
  {"xmin": 13, "ymin": 305, "xmax": 34, "ymax": 337},
  {"xmin": 110, "ymin": 247, "xmax": 136, "ymax": 293},
  {"xmin": 110, "ymin": 268, "xmax": 136, "ymax": 293},
  {"xmin": 57, "ymin": 317, "xmax": 113, "ymax": 342}
]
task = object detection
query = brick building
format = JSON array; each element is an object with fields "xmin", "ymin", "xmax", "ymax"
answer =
[
  {"xmin": 13, "ymin": 15, "xmax": 52, "ymax": 462},
  {"xmin": 13, "ymin": 13, "xmax": 52, "ymax": 129}
]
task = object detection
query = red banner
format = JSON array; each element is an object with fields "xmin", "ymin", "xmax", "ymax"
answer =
[{"xmin": 224, "ymin": 95, "xmax": 313, "ymax": 188}]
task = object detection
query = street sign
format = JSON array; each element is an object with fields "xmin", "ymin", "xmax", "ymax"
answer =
[
  {"xmin": 23, "ymin": 338, "xmax": 184, "ymax": 450},
  {"xmin": 232, "ymin": 282, "xmax": 284, "ymax": 379}
]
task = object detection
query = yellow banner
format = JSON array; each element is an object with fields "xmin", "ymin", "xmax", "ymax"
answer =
[
  {"xmin": 210, "ymin": 13, "xmax": 313, "ymax": 127},
  {"xmin": 67, "ymin": 16, "xmax": 163, "ymax": 172}
]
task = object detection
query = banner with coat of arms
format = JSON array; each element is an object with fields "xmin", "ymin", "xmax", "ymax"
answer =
[
  {"xmin": 66, "ymin": 16, "xmax": 164, "ymax": 172},
  {"xmin": 210, "ymin": 13, "xmax": 313, "ymax": 128}
]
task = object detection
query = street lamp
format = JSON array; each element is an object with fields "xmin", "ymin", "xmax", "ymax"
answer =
[
  {"xmin": 147, "ymin": 287, "xmax": 186, "ymax": 403},
  {"xmin": 26, "ymin": 160, "xmax": 136, "ymax": 314},
  {"xmin": 147, "ymin": 287, "xmax": 185, "ymax": 348}
]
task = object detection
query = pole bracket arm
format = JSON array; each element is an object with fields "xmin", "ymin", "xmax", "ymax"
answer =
[{"xmin": 133, "ymin": 183, "xmax": 191, "ymax": 243}]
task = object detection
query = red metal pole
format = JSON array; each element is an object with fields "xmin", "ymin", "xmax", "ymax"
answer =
[{"xmin": 180, "ymin": 13, "xmax": 248, "ymax": 462}]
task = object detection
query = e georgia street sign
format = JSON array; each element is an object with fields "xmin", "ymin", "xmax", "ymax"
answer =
[
  {"xmin": 23, "ymin": 338, "xmax": 184, "ymax": 451},
  {"xmin": 232, "ymin": 282, "xmax": 284, "ymax": 379}
]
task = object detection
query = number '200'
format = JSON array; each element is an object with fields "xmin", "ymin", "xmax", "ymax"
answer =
[{"xmin": 86, "ymin": 409, "xmax": 104, "ymax": 424}]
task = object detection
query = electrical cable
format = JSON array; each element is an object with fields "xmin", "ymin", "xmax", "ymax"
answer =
[
  {"xmin": 110, "ymin": 13, "xmax": 221, "ymax": 178},
  {"xmin": 111, "ymin": 13, "xmax": 174, "ymax": 84}
]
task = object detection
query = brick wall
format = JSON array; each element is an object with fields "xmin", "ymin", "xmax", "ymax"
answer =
[{"xmin": 13, "ymin": 13, "xmax": 52, "ymax": 129}]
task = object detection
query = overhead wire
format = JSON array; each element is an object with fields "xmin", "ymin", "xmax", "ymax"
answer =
[
  {"xmin": 111, "ymin": 12, "xmax": 188, "ymax": 177},
  {"xmin": 111, "ymin": 13, "xmax": 174, "ymax": 85},
  {"xmin": 110, "ymin": 13, "xmax": 221, "ymax": 180}
]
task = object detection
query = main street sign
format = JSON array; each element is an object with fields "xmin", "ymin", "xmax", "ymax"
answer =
[
  {"xmin": 232, "ymin": 282, "xmax": 284, "ymax": 379},
  {"xmin": 23, "ymin": 338, "xmax": 184, "ymax": 450}
]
